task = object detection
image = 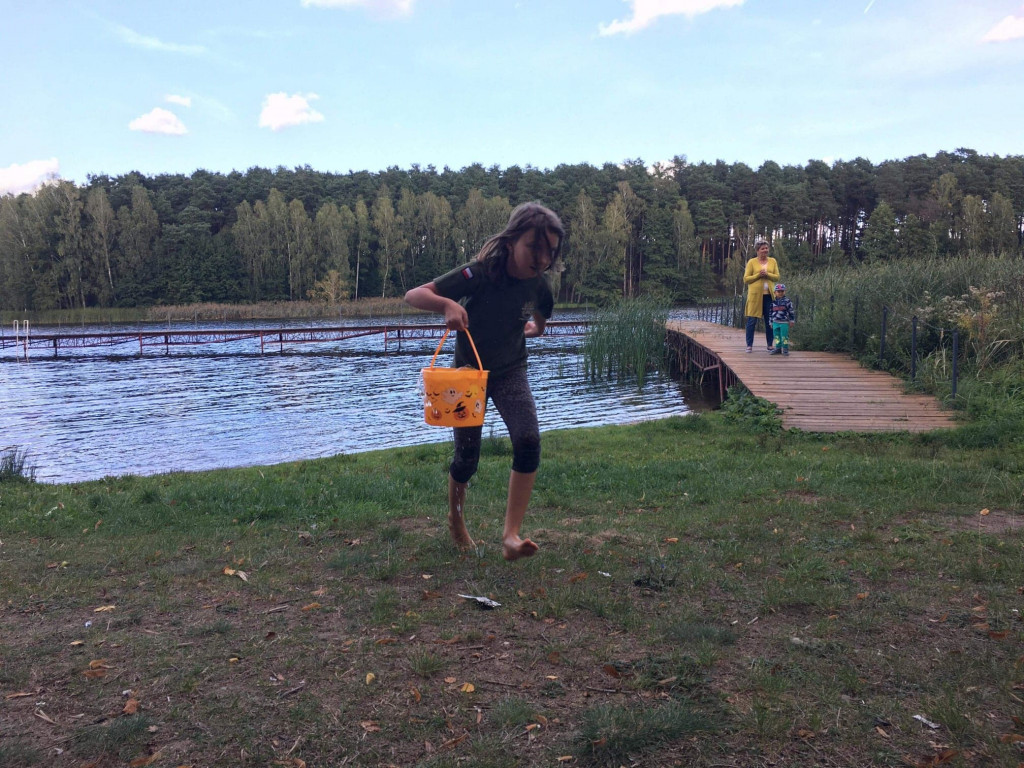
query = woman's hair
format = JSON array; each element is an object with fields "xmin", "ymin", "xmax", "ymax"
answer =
[{"xmin": 475, "ymin": 201, "xmax": 565, "ymax": 282}]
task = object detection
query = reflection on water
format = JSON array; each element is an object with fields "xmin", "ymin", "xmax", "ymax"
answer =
[{"xmin": 0, "ymin": 314, "xmax": 707, "ymax": 483}]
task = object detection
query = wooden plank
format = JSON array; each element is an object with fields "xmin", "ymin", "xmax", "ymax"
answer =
[{"xmin": 667, "ymin": 320, "xmax": 956, "ymax": 433}]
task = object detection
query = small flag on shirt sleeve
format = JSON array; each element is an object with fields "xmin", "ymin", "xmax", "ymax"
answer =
[{"xmin": 461, "ymin": 266, "xmax": 474, "ymax": 280}]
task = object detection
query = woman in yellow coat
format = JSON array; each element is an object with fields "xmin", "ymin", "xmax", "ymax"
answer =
[{"xmin": 743, "ymin": 238, "xmax": 780, "ymax": 352}]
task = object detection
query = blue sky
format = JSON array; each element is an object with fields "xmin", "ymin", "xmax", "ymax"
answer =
[{"xmin": 2, "ymin": 0, "xmax": 1023, "ymax": 195}]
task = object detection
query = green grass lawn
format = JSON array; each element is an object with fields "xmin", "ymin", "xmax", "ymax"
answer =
[{"xmin": 1, "ymin": 413, "xmax": 1022, "ymax": 767}]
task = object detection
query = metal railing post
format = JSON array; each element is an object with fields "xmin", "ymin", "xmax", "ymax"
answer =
[
  {"xmin": 879, "ymin": 306, "xmax": 887, "ymax": 367},
  {"xmin": 951, "ymin": 330, "xmax": 959, "ymax": 398},
  {"xmin": 910, "ymin": 316, "xmax": 917, "ymax": 380}
]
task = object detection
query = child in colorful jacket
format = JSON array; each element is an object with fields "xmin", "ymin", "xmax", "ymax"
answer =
[{"xmin": 769, "ymin": 284, "xmax": 796, "ymax": 355}]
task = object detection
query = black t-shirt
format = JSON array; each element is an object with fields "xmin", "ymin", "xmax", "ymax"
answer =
[{"xmin": 433, "ymin": 261, "xmax": 554, "ymax": 378}]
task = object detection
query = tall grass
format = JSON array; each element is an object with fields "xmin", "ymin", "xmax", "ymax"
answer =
[
  {"xmin": 792, "ymin": 255, "xmax": 1024, "ymax": 364},
  {"xmin": 582, "ymin": 297, "xmax": 670, "ymax": 387},
  {"xmin": 0, "ymin": 447, "xmax": 36, "ymax": 483}
]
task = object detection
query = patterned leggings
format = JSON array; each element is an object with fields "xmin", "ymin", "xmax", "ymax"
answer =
[{"xmin": 450, "ymin": 366, "xmax": 540, "ymax": 483}]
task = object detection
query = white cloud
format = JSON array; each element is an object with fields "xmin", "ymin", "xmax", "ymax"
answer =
[
  {"xmin": 129, "ymin": 108, "xmax": 188, "ymax": 135},
  {"xmin": 0, "ymin": 159, "xmax": 60, "ymax": 196},
  {"xmin": 982, "ymin": 13, "xmax": 1024, "ymax": 42},
  {"xmin": 599, "ymin": 0, "xmax": 745, "ymax": 36},
  {"xmin": 258, "ymin": 92, "xmax": 325, "ymax": 131},
  {"xmin": 114, "ymin": 24, "xmax": 206, "ymax": 55},
  {"xmin": 166, "ymin": 94, "xmax": 192, "ymax": 108},
  {"xmin": 300, "ymin": 0, "xmax": 415, "ymax": 17}
]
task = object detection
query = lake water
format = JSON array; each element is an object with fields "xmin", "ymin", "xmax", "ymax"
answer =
[{"xmin": 0, "ymin": 312, "xmax": 709, "ymax": 484}]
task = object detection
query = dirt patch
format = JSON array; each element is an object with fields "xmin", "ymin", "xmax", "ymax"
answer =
[
  {"xmin": 783, "ymin": 489, "xmax": 825, "ymax": 505},
  {"xmin": 943, "ymin": 508, "xmax": 1024, "ymax": 535}
]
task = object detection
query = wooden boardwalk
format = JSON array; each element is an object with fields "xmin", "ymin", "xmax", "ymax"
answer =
[{"xmin": 667, "ymin": 320, "xmax": 957, "ymax": 433}]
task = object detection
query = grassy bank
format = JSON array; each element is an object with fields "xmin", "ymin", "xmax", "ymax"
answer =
[
  {"xmin": 0, "ymin": 297, "xmax": 414, "ymax": 328},
  {"xmin": 1, "ymin": 414, "xmax": 1023, "ymax": 767}
]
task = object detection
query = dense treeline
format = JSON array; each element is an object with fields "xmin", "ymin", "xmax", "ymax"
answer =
[{"xmin": 1, "ymin": 148, "xmax": 1022, "ymax": 312}]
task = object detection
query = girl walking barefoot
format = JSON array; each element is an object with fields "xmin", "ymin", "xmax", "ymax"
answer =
[{"xmin": 404, "ymin": 202, "xmax": 564, "ymax": 561}]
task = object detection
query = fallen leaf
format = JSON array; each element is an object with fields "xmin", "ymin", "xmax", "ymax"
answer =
[
  {"xmin": 88, "ymin": 659, "xmax": 109, "ymax": 669},
  {"xmin": 439, "ymin": 733, "xmax": 468, "ymax": 750},
  {"xmin": 311, "ymin": 587, "xmax": 327, "ymax": 597},
  {"xmin": 128, "ymin": 752, "xmax": 162, "ymax": 767},
  {"xmin": 34, "ymin": 709, "xmax": 56, "ymax": 724},
  {"xmin": 601, "ymin": 664, "xmax": 621, "ymax": 679},
  {"xmin": 444, "ymin": 676, "xmax": 457, "ymax": 684},
  {"xmin": 796, "ymin": 728, "xmax": 815, "ymax": 739},
  {"xmin": 273, "ymin": 760, "xmax": 306, "ymax": 768},
  {"xmin": 664, "ymin": 537, "xmax": 679, "ymax": 543},
  {"xmin": 459, "ymin": 682, "xmax": 475, "ymax": 693},
  {"xmin": 410, "ymin": 687, "xmax": 421, "ymax": 703},
  {"xmin": 365, "ymin": 673, "xmax": 376, "ymax": 685},
  {"xmin": 980, "ymin": 508, "xmax": 990, "ymax": 516},
  {"xmin": 5, "ymin": 692, "xmax": 35, "ymax": 699},
  {"xmin": 988, "ymin": 630, "xmax": 1009, "ymax": 640},
  {"xmin": 421, "ymin": 590, "xmax": 442, "ymax": 600},
  {"xmin": 875, "ymin": 726, "xmax": 889, "ymax": 738},
  {"xmin": 547, "ymin": 651, "xmax": 561, "ymax": 664},
  {"xmin": 123, "ymin": 698, "xmax": 140, "ymax": 715},
  {"xmin": 525, "ymin": 723, "xmax": 541, "ymax": 732},
  {"xmin": 70, "ymin": 640, "xmax": 85, "ymax": 646},
  {"xmin": 556, "ymin": 757, "xmax": 574, "ymax": 763},
  {"xmin": 568, "ymin": 572, "xmax": 587, "ymax": 583},
  {"xmin": 375, "ymin": 637, "xmax": 397, "ymax": 645},
  {"xmin": 82, "ymin": 669, "xmax": 107, "ymax": 679},
  {"xmin": 93, "ymin": 605, "xmax": 116, "ymax": 613},
  {"xmin": 301, "ymin": 602, "xmax": 321, "ymax": 611},
  {"xmin": 360, "ymin": 721, "xmax": 380, "ymax": 732},
  {"xmin": 856, "ymin": 592, "xmax": 869, "ymax": 600},
  {"xmin": 999, "ymin": 733, "xmax": 1024, "ymax": 743}
]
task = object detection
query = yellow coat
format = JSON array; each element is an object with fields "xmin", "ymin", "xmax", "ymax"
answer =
[{"xmin": 743, "ymin": 257, "xmax": 780, "ymax": 318}]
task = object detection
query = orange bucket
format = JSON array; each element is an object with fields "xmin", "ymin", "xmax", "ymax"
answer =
[{"xmin": 422, "ymin": 330, "xmax": 489, "ymax": 427}]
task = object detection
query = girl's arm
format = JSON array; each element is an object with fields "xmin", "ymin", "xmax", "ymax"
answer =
[
  {"xmin": 524, "ymin": 312, "xmax": 547, "ymax": 338},
  {"xmin": 404, "ymin": 282, "xmax": 468, "ymax": 331}
]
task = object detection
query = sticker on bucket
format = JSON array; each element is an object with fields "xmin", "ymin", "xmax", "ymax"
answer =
[{"xmin": 422, "ymin": 329, "xmax": 489, "ymax": 427}]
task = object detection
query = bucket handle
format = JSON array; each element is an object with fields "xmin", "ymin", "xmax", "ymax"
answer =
[{"xmin": 429, "ymin": 328, "xmax": 484, "ymax": 371}]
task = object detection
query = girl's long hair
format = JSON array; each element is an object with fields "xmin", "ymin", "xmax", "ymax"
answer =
[{"xmin": 475, "ymin": 202, "xmax": 565, "ymax": 283}]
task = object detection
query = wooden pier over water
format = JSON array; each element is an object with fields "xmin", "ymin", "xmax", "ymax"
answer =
[{"xmin": 668, "ymin": 320, "xmax": 957, "ymax": 433}]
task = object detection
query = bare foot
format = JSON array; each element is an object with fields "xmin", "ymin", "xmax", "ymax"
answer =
[
  {"xmin": 448, "ymin": 512, "xmax": 475, "ymax": 550},
  {"xmin": 502, "ymin": 535, "xmax": 539, "ymax": 561}
]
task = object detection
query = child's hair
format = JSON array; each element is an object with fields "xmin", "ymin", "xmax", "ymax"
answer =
[{"xmin": 475, "ymin": 201, "xmax": 565, "ymax": 283}]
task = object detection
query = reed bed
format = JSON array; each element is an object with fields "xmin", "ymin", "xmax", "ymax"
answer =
[
  {"xmin": 791, "ymin": 255, "xmax": 1024, "ymax": 367},
  {"xmin": 0, "ymin": 298, "xmax": 412, "ymax": 327},
  {"xmin": 582, "ymin": 298, "xmax": 670, "ymax": 387},
  {"xmin": 0, "ymin": 446, "xmax": 35, "ymax": 483}
]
